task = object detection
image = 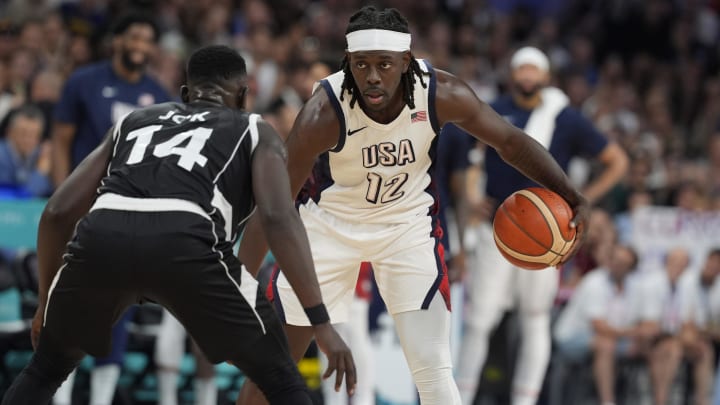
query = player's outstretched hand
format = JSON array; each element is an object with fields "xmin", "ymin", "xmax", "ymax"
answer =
[
  {"xmin": 558, "ymin": 196, "xmax": 590, "ymax": 267},
  {"xmin": 313, "ymin": 322, "xmax": 357, "ymax": 396},
  {"xmin": 31, "ymin": 305, "xmax": 44, "ymax": 350}
]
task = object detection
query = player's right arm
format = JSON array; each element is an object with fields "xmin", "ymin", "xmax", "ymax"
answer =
[
  {"xmin": 50, "ymin": 122, "xmax": 76, "ymax": 187},
  {"xmin": 251, "ymin": 118, "xmax": 355, "ymax": 393},
  {"xmin": 33, "ymin": 131, "xmax": 113, "ymax": 349},
  {"xmin": 238, "ymin": 88, "xmax": 339, "ymax": 274}
]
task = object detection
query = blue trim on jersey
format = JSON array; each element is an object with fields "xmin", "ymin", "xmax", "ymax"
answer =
[
  {"xmin": 422, "ymin": 60, "xmax": 441, "ymax": 134},
  {"xmin": 422, "ymin": 231, "xmax": 445, "ymax": 310},
  {"xmin": 320, "ymin": 79, "xmax": 347, "ymax": 153},
  {"xmin": 424, "ymin": 132, "xmax": 441, "ymax": 218},
  {"xmin": 421, "ymin": 134, "xmax": 444, "ymax": 310},
  {"xmin": 297, "ymin": 152, "xmax": 334, "ymax": 206}
]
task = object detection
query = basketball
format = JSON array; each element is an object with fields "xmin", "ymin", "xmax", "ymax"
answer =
[{"xmin": 493, "ymin": 187, "xmax": 577, "ymax": 270}]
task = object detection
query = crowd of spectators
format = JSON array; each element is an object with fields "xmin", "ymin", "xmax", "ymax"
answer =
[
  {"xmin": 1, "ymin": 0, "xmax": 720, "ymax": 404},
  {"xmin": 1, "ymin": 0, "xmax": 719, "ymax": 203}
]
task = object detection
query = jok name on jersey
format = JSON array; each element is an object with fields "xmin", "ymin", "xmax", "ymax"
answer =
[
  {"xmin": 158, "ymin": 110, "xmax": 210, "ymax": 123},
  {"xmin": 362, "ymin": 139, "xmax": 416, "ymax": 168}
]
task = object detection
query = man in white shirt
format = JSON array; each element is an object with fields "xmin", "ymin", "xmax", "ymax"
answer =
[
  {"xmin": 639, "ymin": 247, "xmax": 713, "ymax": 405},
  {"xmin": 554, "ymin": 244, "xmax": 641, "ymax": 405},
  {"xmin": 688, "ymin": 249, "xmax": 720, "ymax": 405},
  {"xmin": 681, "ymin": 248, "xmax": 720, "ymax": 405}
]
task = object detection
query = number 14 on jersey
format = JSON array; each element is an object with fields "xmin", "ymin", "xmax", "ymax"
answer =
[{"xmin": 125, "ymin": 125, "xmax": 212, "ymax": 171}]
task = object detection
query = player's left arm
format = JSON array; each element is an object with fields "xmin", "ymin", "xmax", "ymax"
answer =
[
  {"xmin": 433, "ymin": 70, "xmax": 589, "ymax": 248},
  {"xmin": 33, "ymin": 131, "xmax": 113, "ymax": 348},
  {"xmin": 565, "ymin": 111, "xmax": 629, "ymax": 204}
]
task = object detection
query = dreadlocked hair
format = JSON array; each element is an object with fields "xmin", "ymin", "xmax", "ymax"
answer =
[{"xmin": 340, "ymin": 6, "xmax": 428, "ymax": 109}]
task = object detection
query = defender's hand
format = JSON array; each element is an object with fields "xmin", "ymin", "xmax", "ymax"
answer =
[{"xmin": 313, "ymin": 322, "xmax": 357, "ymax": 395}]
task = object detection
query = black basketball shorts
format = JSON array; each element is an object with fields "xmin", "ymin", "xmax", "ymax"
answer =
[{"xmin": 42, "ymin": 208, "xmax": 305, "ymax": 395}]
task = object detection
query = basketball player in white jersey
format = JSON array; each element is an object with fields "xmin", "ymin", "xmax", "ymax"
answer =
[
  {"xmin": 455, "ymin": 47, "xmax": 628, "ymax": 405},
  {"xmin": 237, "ymin": 7, "xmax": 589, "ymax": 405}
]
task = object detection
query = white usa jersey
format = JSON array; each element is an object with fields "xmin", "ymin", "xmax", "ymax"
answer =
[{"xmin": 298, "ymin": 60, "xmax": 441, "ymax": 225}]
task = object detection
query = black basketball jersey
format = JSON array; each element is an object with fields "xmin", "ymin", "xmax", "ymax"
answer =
[{"xmin": 99, "ymin": 101, "xmax": 258, "ymax": 243}]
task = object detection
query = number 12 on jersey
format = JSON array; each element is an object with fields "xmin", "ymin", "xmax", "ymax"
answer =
[
  {"xmin": 126, "ymin": 125, "xmax": 212, "ymax": 171},
  {"xmin": 365, "ymin": 172, "xmax": 409, "ymax": 204}
]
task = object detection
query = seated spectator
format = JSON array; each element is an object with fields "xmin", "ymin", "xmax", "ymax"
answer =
[
  {"xmin": 639, "ymin": 247, "xmax": 713, "ymax": 405},
  {"xmin": 0, "ymin": 69, "xmax": 64, "ymax": 140},
  {"xmin": 554, "ymin": 244, "xmax": 642, "ymax": 405},
  {"xmin": 682, "ymin": 248, "xmax": 720, "ymax": 404},
  {"xmin": 0, "ymin": 104, "xmax": 52, "ymax": 197}
]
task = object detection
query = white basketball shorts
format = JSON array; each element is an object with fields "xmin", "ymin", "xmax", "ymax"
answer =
[{"xmin": 269, "ymin": 201, "xmax": 451, "ymax": 326}]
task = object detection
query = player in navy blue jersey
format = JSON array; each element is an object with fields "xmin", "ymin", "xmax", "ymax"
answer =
[
  {"xmin": 52, "ymin": 13, "xmax": 170, "ymax": 186},
  {"xmin": 1, "ymin": 45, "xmax": 355, "ymax": 405},
  {"xmin": 456, "ymin": 47, "xmax": 629, "ymax": 405}
]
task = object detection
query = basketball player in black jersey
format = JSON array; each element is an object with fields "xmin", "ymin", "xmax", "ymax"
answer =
[{"xmin": 1, "ymin": 45, "xmax": 356, "ymax": 405}]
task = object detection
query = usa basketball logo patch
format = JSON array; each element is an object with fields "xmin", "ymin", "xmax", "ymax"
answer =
[{"xmin": 411, "ymin": 111, "xmax": 427, "ymax": 123}]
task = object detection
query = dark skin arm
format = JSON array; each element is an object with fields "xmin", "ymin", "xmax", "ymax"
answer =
[
  {"xmin": 238, "ymin": 89, "xmax": 338, "ymax": 275},
  {"xmin": 251, "ymin": 119, "xmax": 355, "ymax": 393},
  {"xmin": 251, "ymin": 119, "xmax": 332, "ymax": 309},
  {"xmin": 33, "ymin": 131, "xmax": 114, "ymax": 349},
  {"xmin": 434, "ymin": 70, "xmax": 589, "ymax": 255}
]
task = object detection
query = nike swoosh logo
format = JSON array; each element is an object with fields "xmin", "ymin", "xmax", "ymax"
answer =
[{"xmin": 347, "ymin": 126, "xmax": 367, "ymax": 136}]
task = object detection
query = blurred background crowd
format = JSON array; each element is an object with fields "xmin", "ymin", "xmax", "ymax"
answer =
[{"xmin": 1, "ymin": 0, "xmax": 720, "ymax": 404}]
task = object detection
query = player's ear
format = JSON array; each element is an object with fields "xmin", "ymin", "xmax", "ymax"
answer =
[
  {"xmin": 180, "ymin": 85, "xmax": 189, "ymax": 103},
  {"xmin": 237, "ymin": 86, "xmax": 248, "ymax": 110}
]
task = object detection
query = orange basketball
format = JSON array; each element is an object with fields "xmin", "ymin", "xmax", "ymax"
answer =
[{"xmin": 492, "ymin": 187, "xmax": 576, "ymax": 270}]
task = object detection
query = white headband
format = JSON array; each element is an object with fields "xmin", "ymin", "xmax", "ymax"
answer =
[{"xmin": 346, "ymin": 29, "xmax": 411, "ymax": 52}]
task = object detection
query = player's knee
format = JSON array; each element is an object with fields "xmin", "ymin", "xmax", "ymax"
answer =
[
  {"xmin": 412, "ymin": 366, "xmax": 460, "ymax": 404},
  {"xmin": 404, "ymin": 344, "xmax": 452, "ymax": 376},
  {"xmin": 411, "ymin": 362, "xmax": 453, "ymax": 383}
]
